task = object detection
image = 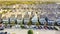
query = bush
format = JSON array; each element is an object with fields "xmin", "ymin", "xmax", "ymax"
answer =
[
  {"xmin": 27, "ymin": 20, "xmax": 32, "ymax": 26},
  {"xmin": 28, "ymin": 30, "xmax": 33, "ymax": 34},
  {"xmin": 36, "ymin": 22, "xmax": 40, "ymax": 26},
  {"xmin": 11, "ymin": 21, "xmax": 15, "ymax": 26},
  {"xmin": 20, "ymin": 25, "xmax": 25, "ymax": 29},
  {"xmin": 4, "ymin": 22, "xmax": 8, "ymax": 26}
]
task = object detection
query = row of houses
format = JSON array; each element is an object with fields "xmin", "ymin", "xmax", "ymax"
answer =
[
  {"xmin": 1, "ymin": 14, "xmax": 60, "ymax": 26},
  {"xmin": 0, "ymin": 3, "xmax": 60, "ymax": 25}
]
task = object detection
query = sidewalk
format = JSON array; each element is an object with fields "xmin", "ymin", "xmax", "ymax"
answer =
[{"xmin": 0, "ymin": 29, "xmax": 60, "ymax": 34}]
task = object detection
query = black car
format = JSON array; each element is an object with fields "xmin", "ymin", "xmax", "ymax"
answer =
[
  {"xmin": 38, "ymin": 26, "xmax": 42, "ymax": 29},
  {"xmin": 47, "ymin": 26, "xmax": 54, "ymax": 30}
]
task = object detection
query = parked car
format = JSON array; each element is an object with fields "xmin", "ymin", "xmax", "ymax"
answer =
[
  {"xmin": 54, "ymin": 26, "xmax": 58, "ymax": 30},
  {"xmin": 38, "ymin": 26, "xmax": 43, "ymax": 29},
  {"xmin": 0, "ymin": 32, "xmax": 4, "ymax": 34},
  {"xmin": 29, "ymin": 25, "xmax": 36, "ymax": 29},
  {"xmin": 0, "ymin": 24, "xmax": 4, "ymax": 30},
  {"xmin": 44, "ymin": 26, "xmax": 48, "ymax": 30},
  {"xmin": 33, "ymin": 26, "xmax": 38, "ymax": 29},
  {"xmin": 24, "ymin": 25, "xmax": 29, "ymax": 29},
  {"xmin": 47, "ymin": 26, "xmax": 54, "ymax": 30},
  {"xmin": 0, "ymin": 32, "xmax": 7, "ymax": 34},
  {"xmin": 15, "ymin": 24, "xmax": 20, "ymax": 28},
  {"xmin": 41, "ymin": 26, "xmax": 44, "ymax": 29}
]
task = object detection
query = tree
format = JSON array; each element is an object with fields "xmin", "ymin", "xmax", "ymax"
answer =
[
  {"xmin": 20, "ymin": 25, "xmax": 25, "ymax": 29},
  {"xmin": 45, "ymin": 17, "xmax": 48, "ymax": 22},
  {"xmin": 15, "ymin": 18, "xmax": 17, "ymax": 24},
  {"xmin": 36, "ymin": 22, "xmax": 40, "ymax": 26},
  {"xmin": 54, "ymin": 22, "xmax": 58, "ymax": 26},
  {"xmin": 8, "ymin": 18, "xmax": 10, "ymax": 24},
  {"xmin": 0, "ymin": 19, "xmax": 3, "ymax": 23},
  {"xmin": 27, "ymin": 17, "xmax": 32, "ymax": 26},
  {"xmin": 28, "ymin": 30, "xmax": 33, "ymax": 34},
  {"xmin": 27, "ymin": 20, "xmax": 32, "ymax": 26},
  {"xmin": 11, "ymin": 21, "xmax": 15, "ymax": 26},
  {"xmin": 22, "ymin": 18, "xmax": 24, "ymax": 24},
  {"xmin": 45, "ymin": 17, "xmax": 48, "ymax": 26},
  {"xmin": 4, "ymin": 22, "xmax": 8, "ymax": 28},
  {"xmin": 37, "ymin": 17, "xmax": 41, "ymax": 25}
]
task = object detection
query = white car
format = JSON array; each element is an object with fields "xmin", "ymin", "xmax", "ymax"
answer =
[
  {"xmin": 57, "ymin": 22, "xmax": 60, "ymax": 26},
  {"xmin": 15, "ymin": 24, "xmax": 20, "ymax": 28}
]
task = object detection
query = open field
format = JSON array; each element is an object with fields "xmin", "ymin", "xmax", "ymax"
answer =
[
  {"xmin": 0, "ymin": 0, "xmax": 60, "ymax": 2},
  {"xmin": 0, "ymin": 1, "xmax": 56, "ymax": 6}
]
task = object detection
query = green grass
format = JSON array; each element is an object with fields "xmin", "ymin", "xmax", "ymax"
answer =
[{"xmin": 0, "ymin": 1, "xmax": 56, "ymax": 5}]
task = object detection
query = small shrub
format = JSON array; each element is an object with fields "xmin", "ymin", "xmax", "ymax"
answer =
[
  {"xmin": 28, "ymin": 30, "xmax": 33, "ymax": 34},
  {"xmin": 20, "ymin": 25, "xmax": 25, "ymax": 29}
]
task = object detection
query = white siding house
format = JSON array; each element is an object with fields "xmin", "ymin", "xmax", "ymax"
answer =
[
  {"xmin": 24, "ymin": 13, "xmax": 30, "ymax": 24},
  {"xmin": 2, "ymin": 16, "xmax": 9, "ymax": 24},
  {"xmin": 17, "ymin": 14, "xmax": 23, "ymax": 24},
  {"xmin": 48, "ymin": 20, "xmax": 55, "ymax": 25},
  {"xmin": 39, "ymin": 18, "xmax": 46, "ymax": 25},
  {"xmin": 10, "ymin": 14, "xmax": 15, "ymax": 24}
]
